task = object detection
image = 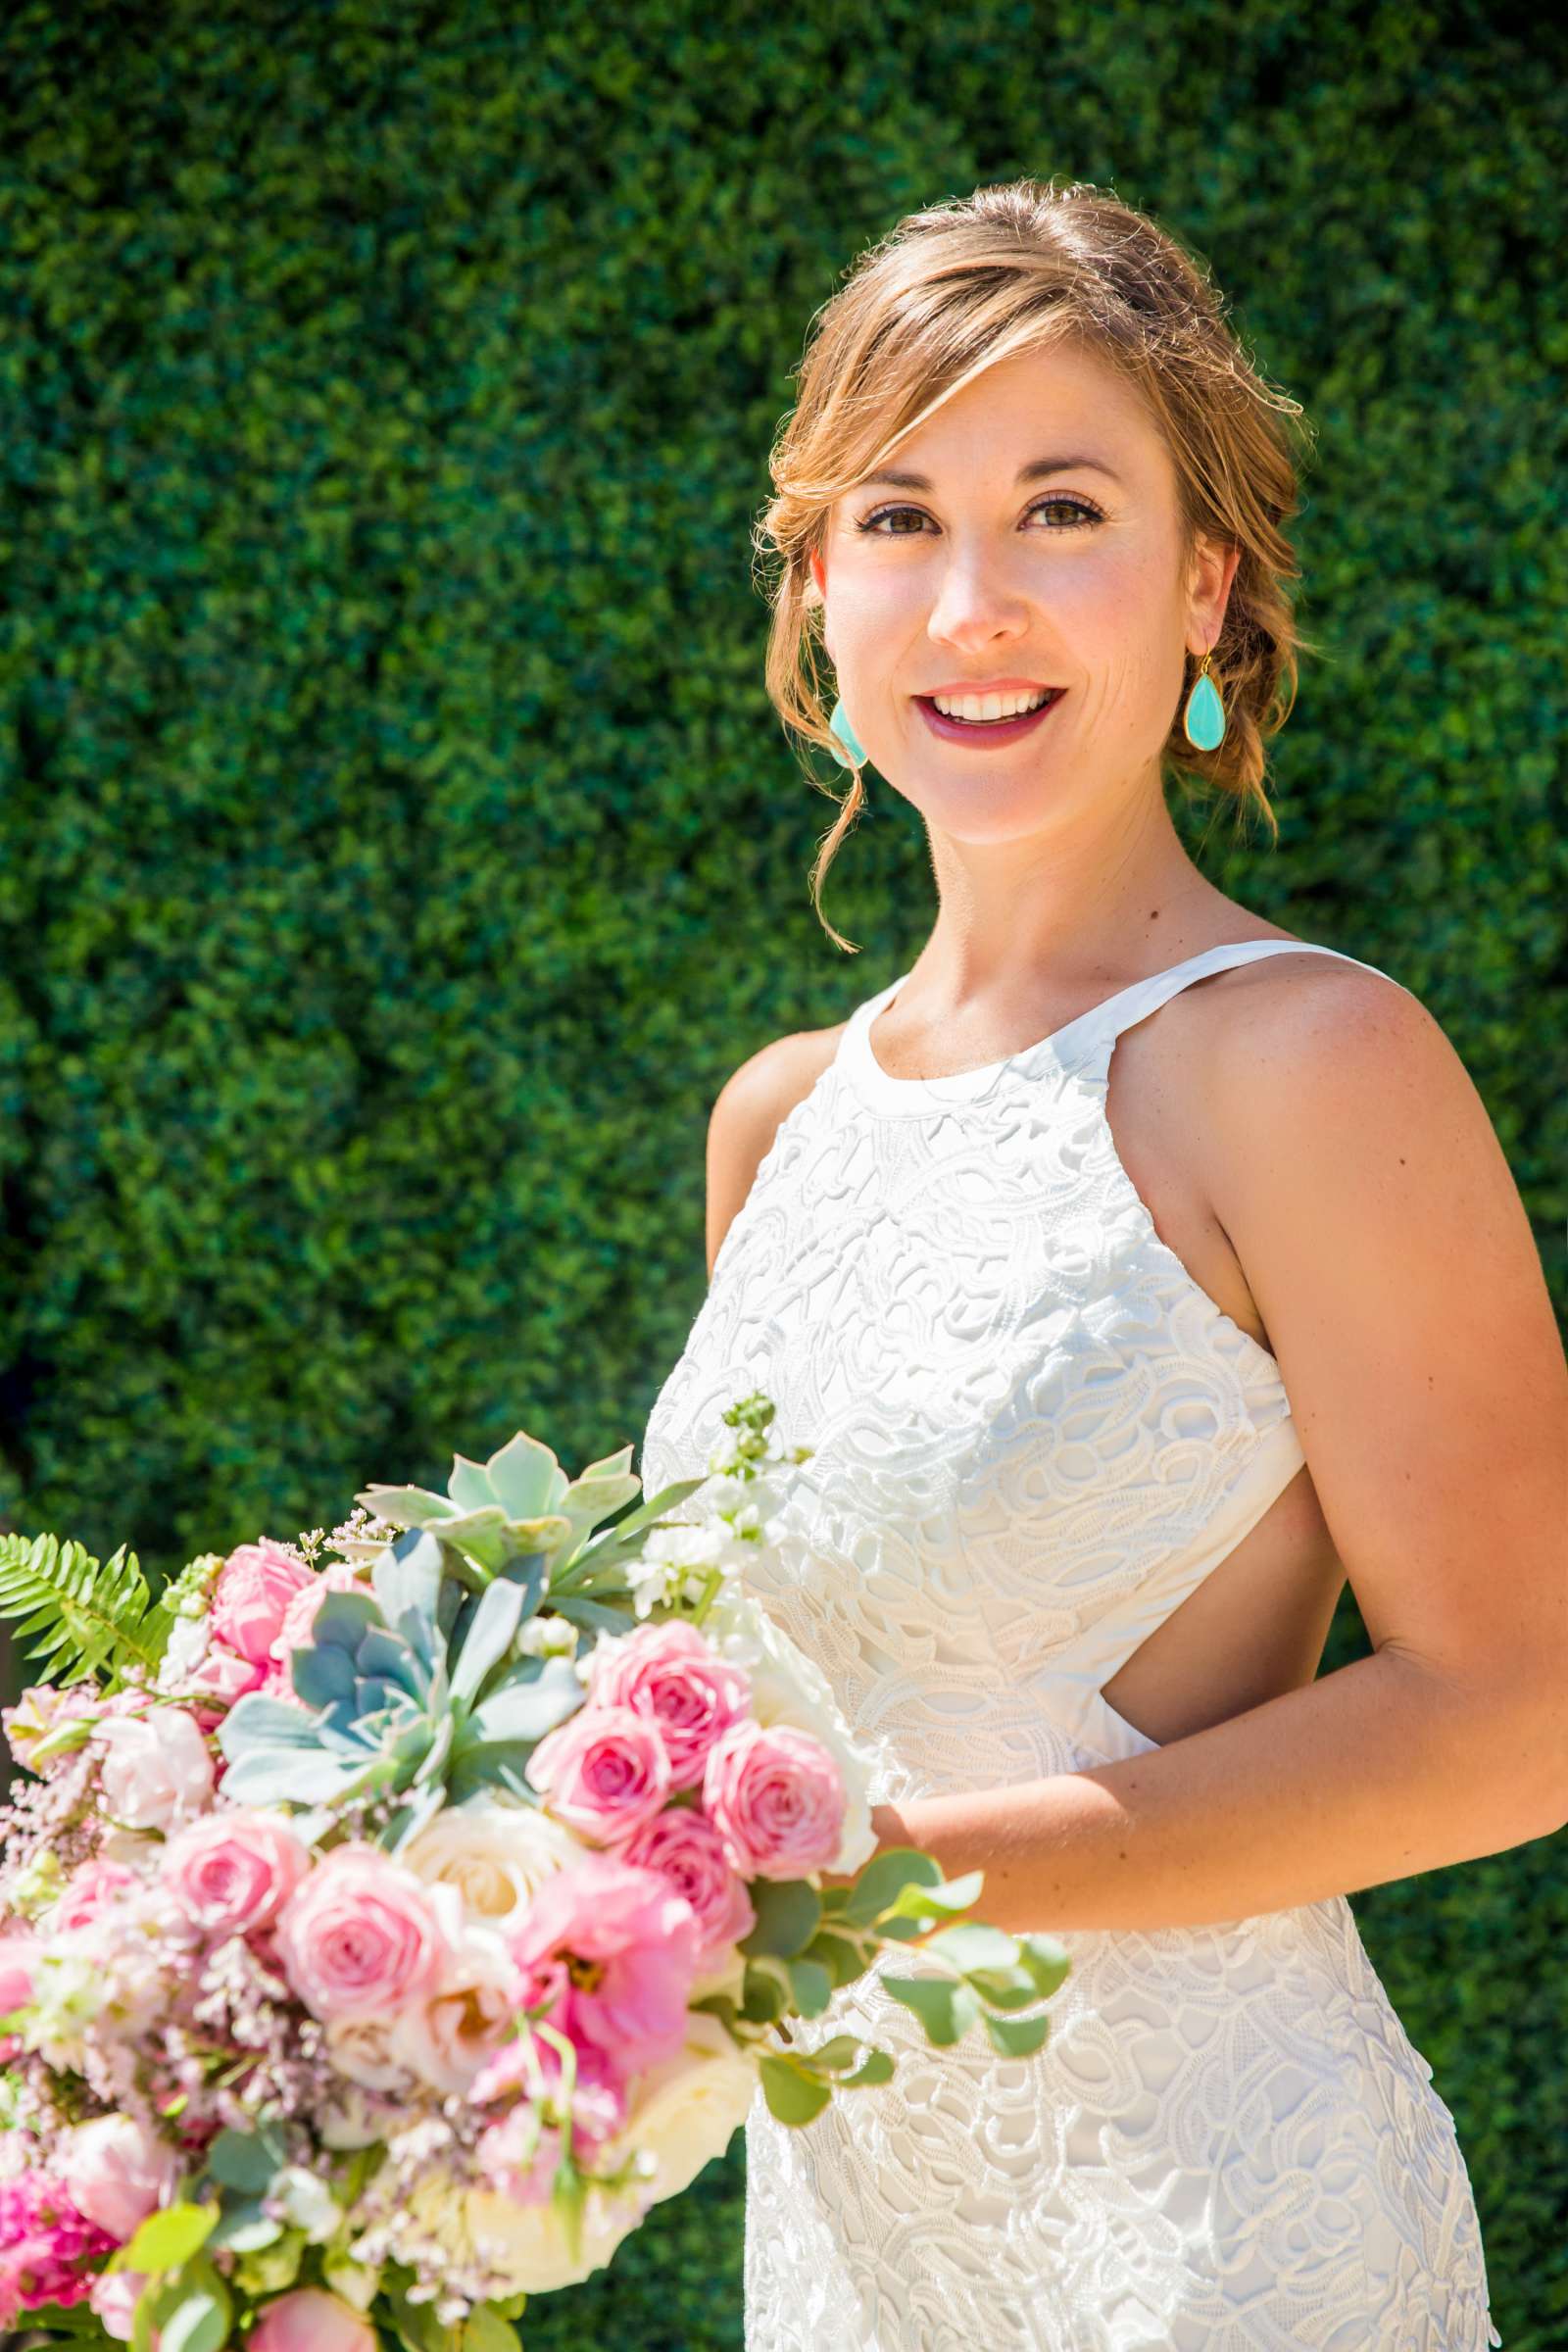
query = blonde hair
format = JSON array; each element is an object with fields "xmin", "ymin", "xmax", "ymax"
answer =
[{"xmin": 752, "ymin": 175, "xmax": 1317, "ymax": 952}]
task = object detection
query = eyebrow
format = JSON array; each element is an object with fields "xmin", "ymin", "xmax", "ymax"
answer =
[{"xmin": 856, "ymin": 456, "xmax": 1123, "ymax": 492}]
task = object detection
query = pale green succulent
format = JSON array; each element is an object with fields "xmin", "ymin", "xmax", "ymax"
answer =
[
  {"xmin": 351, "ymin": 1431, "xmax": 649, "ymax": 1581},
  {"xmin": 216, "ymin": 1530, "xmax": 589, "ymax": 1844},
  {"xmin": 217, "ymin": 1429, "xmax": 710, "ymax": 1845}
]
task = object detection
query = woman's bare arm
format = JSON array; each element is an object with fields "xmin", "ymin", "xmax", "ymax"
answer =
[{"xmin": 858, "ymin": 971, "xmax": 1568, "ymax": 1932}]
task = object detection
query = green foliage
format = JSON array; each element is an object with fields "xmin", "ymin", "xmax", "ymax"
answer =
[
  {"xmin": 0, "ymin": 2, "xmax": 1559, "ymax": 2344},
  {"xmin": 0, "ymin": 1531, "xmax": 172, "ymax": 1685}
]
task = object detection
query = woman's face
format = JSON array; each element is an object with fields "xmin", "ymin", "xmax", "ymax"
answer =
[{"xmin": 808, "ymin": 337, "xmax": 1239, "ymax": 846}]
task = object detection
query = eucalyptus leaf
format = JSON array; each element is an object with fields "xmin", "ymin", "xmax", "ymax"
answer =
[
  {"xmin": 879, "ymin": 1973, "xmax": 983, "ymax": 2047},
  {"xmin": 982, "ymin": 2007, "xmax": 1054, "ymax": 2057},
  {"xmin": 118, "ymin": 2200, "xmax": 219, "ymax": 2276},
  {"xmin": 836, "ymin": 1846, "xmax": 944, "ymax": 1929},
  {"xmin": 784, "ymin": 1955, "xmax": 834, "ymax": 2016},
  {"xmin": 759, "ymin": 2053, "xmax": 832, "ymax": 2127},
  {"xmin": 840, "ymin": 2046, "xmax": 896, "ymax": 2087},
  {"xmin": 916, "ymin": 1922, "xmax": 1018, "ymax": 1974},
  {"xmin": 203, "ymin": 2129, "xmax": 280, "ymax": 2194},
  {"xmin": 739, "ymin": 1876, "xmax": 822, "ymax": 1961}
]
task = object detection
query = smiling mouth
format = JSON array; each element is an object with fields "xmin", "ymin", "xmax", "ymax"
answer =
[{"xmin": 915, "ymin": 689, "xmax": 1066, "ymax": 728}]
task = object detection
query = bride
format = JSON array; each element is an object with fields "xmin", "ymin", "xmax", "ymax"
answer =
[{"xmin": 641, "ymin": 175, "xmax": 1561, "ymax": 2347}]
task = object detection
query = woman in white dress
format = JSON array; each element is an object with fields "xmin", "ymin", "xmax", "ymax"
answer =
[{"xmin": 640, "ymin": 176, "xmax": 1565, "ymax": 2348}]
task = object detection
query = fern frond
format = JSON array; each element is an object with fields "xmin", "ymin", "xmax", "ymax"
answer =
[{"xmin": 0, "ymin": 1532, "xmax": 161, "ymax": 1686}]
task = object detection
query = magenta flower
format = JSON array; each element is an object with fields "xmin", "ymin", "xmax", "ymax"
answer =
[
  {"xmin": 587, "ymin": 1619, "xmax": 754, "ymax": 1790},
  {"xmin": 0, "ymin": 2173, "xmax": 117, "ymax": 2327},
  {"xmin": 507, "ymin": 1852, "xmax": 701, "ymax": 2078}
]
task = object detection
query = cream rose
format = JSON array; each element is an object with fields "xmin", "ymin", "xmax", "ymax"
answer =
[
  {"xmin": 400, "ymin": 1796, "xmax": 583, "ymax": 1933},
  {"xmin": 387, "ymin": 1925, "xmax": 518, "ymax": 2097},
  {"xmin": 598, "ymin": 2009, "xmax": 759, "ymax": 2210},
  {"xmin": 400, "ymin": 2168, "xmax": 641, "ymax": 2297}
]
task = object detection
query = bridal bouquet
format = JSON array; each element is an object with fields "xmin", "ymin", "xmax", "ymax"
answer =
[{"xmin": 0, "ymin": 1392, "xmax": 1068, "ymax": 2349}]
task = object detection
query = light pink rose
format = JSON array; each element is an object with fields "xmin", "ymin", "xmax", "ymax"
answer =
[
  {"xmin": 386, "ymin": 1929, "xmax": 518, "ymax": 2098},
  {"xmin": 92, "ymin": 1709, "xmax": 215, "ymax": 1833},
  {"xmin": 2, "ymin": 1683, "xmax": 101, "ymax": 1775},
  {"xmin": 702, "ymin": 1720, "xmax": 845, "ymax": 1880},
  {"xmin": 160, "ymin": 1809, "xmax": 311, "ymax": 1937},
  {"xmin": 275, "ymin": 1843, "xmax": 449, "ymax": 2021},
  {"xmin": 209, "ymin": 1539, "xmax": 315, "ymax": 1667},
  {"xmin": 185, "ymin": 1643, "xmax": 268, "ymax": 1705},
  {"xmin": 507, "ymin": 1852, "xmax": 700, "ymax": 2077},
  {"xmin": 89, "ymin": 2269, "xmax": 151, "ymax": 2342},
  {"xmin": 62, "ymin": 2115, "xmax": 179, "ymax": 2242},
  {"xmin": 616, "ymin": 1805, "xmax": 757, "ymax": 1970},
  {"xmin": 523, "ymin": 1703, "xmax": 672, "ymax": 1844},
  {"xmin": 50, "ymin": 1858, "xmax": 137, "ymax": 1932},
  {"xmin": 250, "ymin": 2287, "xmax": 376, "ymax": 2352},
  {"xmin": 587, "ymin": 1620, "xmax": 753, "ymax": 1790},
  {"xmin": 262, "ymin": 1559, "xmax": 366, "ymax": 1694}
]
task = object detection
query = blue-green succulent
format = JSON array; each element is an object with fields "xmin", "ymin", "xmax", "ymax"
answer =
[{"xmin": 217, "ymin": 1429, "xmax": 710, "ymax": 1848}]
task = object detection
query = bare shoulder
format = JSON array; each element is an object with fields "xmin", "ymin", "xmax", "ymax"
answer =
[
  {"xmin": 705, "ymin": 1018, "xmax": 849, "ymax": 1278},
  {"xmin": 1188, "ymin": 938, "xmax": 1561, "ymax": 1390},
  {"xmin": 1195, "ymin": 945, "xmax": 1467, "ymax": 1112}
]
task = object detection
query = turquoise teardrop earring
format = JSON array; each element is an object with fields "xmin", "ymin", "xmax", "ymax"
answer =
[
  {"xmin": 828, "ymin": 697, "xmax": 867, "ymax": 770},
  {"xmin": 1182, "ymin": 647, "xmax": 1227, "ymax": 751}
]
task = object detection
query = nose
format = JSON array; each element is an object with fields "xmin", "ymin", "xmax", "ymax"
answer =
[{"xmin": 924, "ymin": 547, "xmax": 1033, "ymax": 653}]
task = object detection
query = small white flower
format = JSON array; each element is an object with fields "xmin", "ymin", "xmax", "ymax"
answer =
[
  {"xmin": 271, "ymin": 2164, "xmax": 341, "ymax": 2242},
  {"xmin": 514, "ymin": 1614, "xmax": 578, "ymax": 1660}
]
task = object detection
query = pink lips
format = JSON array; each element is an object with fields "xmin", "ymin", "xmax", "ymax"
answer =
[{"xmin": 915, "ymin": 689, "xmax": 1065, "ymax": 749}]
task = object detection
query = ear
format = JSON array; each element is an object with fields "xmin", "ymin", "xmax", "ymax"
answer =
[
  {"xmin": 1186, "ymin": 531, "xmax": 1243, "ymax": 658},
  {"xmin": 808, "ymin": 547, "xmax": 827, "ymax": 607}
]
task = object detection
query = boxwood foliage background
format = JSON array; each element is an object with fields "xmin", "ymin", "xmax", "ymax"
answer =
[{"xmin": 0, "ymin": 0, "xmax": 1563, "ymax": 2343}]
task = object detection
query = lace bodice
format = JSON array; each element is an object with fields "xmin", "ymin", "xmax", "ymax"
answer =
[
  {"xmin": 642, "ymin": 939, "xmax": 1394, "ymax": 1795},
  {"xmin": 639, "ymin": 937, "xmax": 1499, "ymax": 2350}
]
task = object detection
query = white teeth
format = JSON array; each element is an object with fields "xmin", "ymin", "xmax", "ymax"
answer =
[{"xmin": 931, "ymin": 688, "xmax": 1054, "ymax": 721}]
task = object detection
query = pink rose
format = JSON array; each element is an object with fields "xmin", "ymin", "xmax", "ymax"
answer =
[
  {"xmin": 50, "ymin": 1859, "xmax": 137, "ymax": 1933},
  {"xmin": 89, "ymin": 2268, "xmax": 151, "ymax": 2342},
  {"xmin": 161, "ymin": 1809, "xmax": 311, "ymax": 1937},
  {"xmin": 616, "ymin": 1805, "xmax": 757, "ymax": 1971},
  {"xmin": 185, "ymin": 1643, "xmax": 268, "ymax": 1704},
  {"xmin": 523, "ymin": 1703, "xmax": 672, "ymax": 1844},
  {"xmin": 61, "ymin": 2116, "xmax": 178, "ymax": 2243},
  {"xmin": 507, "ymin": 1852, "xmax": 700, "ymax": 2076},
  {"xmin": 2, "ymin": 1683, "xmax": 100, "ymax": 1775},
  {"xmin": 702, "ymin": 1720, "xmax": 845, "ymax": 1879},
  {"xmin": 209, "ymin": 1539, "xmax": 315, "ymax": 1667},
  {"xmin": 250, "ymin": 2287, "xmax": 376, "ymax": 2352},
  {"xmin": 92, "ymin": 1709, "xmax": 215, "ymax": 1833},
  {"xmin": 587, "ymin": 1620, "xmax": 753, "ymax": 1790},
  {"xmin": 262, "ymin": 1560, "xmax": 366, "ymax": 1695},
  {"xmin": 275, "ymin": 1843, "xmax": 449, "ymax": 2020}
]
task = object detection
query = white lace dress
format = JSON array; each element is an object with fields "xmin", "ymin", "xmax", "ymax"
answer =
[{"xmin": 638, "ymin": 939, "xmax": 1500, "ymax": 2352}]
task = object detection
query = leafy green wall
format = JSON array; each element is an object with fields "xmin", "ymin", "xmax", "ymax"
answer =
[{"xmin": 0, "ymin": 1, "xmax": 1561, "ymax": 2343}]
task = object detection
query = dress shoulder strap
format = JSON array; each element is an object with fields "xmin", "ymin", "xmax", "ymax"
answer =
[{"xmin": 1085, "ymin": 938, "xmax": 1409, "ymax": 1054}]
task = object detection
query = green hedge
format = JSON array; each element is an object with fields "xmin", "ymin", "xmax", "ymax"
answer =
[{"xmin": 0, "ymin": 1, "xmax": 1561, "ymax": 2342}]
